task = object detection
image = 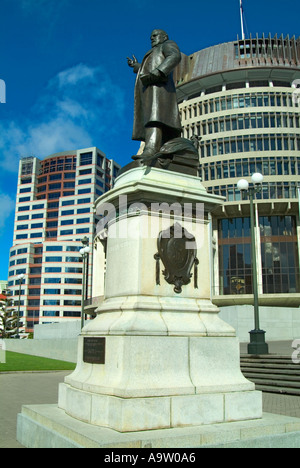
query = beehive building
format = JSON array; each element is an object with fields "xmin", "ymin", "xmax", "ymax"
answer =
[{"xmin": 175, "ymin": 35, "xmax": 300, "ymax": 338}]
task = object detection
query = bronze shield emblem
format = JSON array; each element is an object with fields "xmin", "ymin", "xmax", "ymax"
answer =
[{"xmin": 155, "ymin": 223, "xmax": 199, "ymax": 294}]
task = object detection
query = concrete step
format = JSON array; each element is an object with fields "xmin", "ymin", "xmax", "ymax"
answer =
[
  {"xmin": 241, "ymin": 356, "xmax": 294, "ymax": 364},
  {"xmin": 241, "ymin": 364, "xmax": 300, "ymax": 377},
  {"xmin": 240, "ymin": 355, "xmax": 300, "ymax": 395},
  {"xmin": 255, "ymin": 385, "xmax": 300, "ymax": 396},
  {"xmin": 244, "ymin": 374, "xmax": 300, "ymax": 389},
  {"xmin": 241, "ymin": 363, "xmax": 299, "ymax": 372},
  {"xmin": 242, "ymin": 371, "xmax": 300, "ymax": 383}
]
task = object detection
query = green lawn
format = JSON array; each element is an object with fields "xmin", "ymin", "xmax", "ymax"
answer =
[{"xmin": 0, "ymin": 351, "xmax": 76, "ymax": 372}]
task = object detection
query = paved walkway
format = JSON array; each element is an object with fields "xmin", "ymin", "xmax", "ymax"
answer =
[
  {"xmin": 1, "ymin": 341, "xmax": 300, "ymax": 448},
  {"xmin": 0, "ymin": 371, "xmax": 71, "ymax": 449}
]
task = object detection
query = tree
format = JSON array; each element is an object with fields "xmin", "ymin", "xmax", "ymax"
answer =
[{"xmin": 0, "ymin": 291, "xmax": 18, "ymax": 339}]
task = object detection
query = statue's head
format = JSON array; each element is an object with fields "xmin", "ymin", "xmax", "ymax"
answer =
[{"xmin": 150, "ymin": 29, "xmax": 169, "ymax": 48}]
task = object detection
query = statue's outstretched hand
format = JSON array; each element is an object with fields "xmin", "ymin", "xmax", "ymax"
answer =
[{"xmin": 127, "ymin": 55, "xmax": 138, "ymax": 68}]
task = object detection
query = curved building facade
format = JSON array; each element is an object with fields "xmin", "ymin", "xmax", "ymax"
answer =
[{"xmin": 174, "ymin": 35, "xmax": 300, "ymax": 334}]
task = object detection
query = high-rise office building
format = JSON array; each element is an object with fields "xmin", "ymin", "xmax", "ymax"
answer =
[
  {"xmin": 7, "ymin": 147, "xmax": 120, "ymax": 333},
  {"xmin": 175, "ymin": 35, "xmax": 300, "ymax": 313}
]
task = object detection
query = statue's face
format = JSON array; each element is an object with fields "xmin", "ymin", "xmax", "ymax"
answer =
[{"xmin": 150, "ymin": 30, "xmax": 167, "ymax": 48}]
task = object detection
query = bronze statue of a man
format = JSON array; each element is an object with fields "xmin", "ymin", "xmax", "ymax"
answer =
[{"xmin": 127, "ymin": 30, "xmax": 182, "ymax": 160}]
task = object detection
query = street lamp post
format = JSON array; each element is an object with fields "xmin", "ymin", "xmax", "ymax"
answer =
[
  {"xmin": 80, "ymin": 237, "xmax": 91, "ymax": 330},
  {"xmin": 237, "ymin": 173, "xmax": 269, "ymax": 355},
  {"xmin": 16, "ymin": 273, "xmax": 25, "ymax": 339}
]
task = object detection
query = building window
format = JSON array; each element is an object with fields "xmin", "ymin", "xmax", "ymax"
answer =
[
  {"xmin": 64, "ymin": 172, "xmax": 75, "ymax": 179},
  {"xmin": 48, "ymin": 202, "xmax": 59, "ymax": 209},
  {"xmin": 16, "ymin": 268, "xmax": 26, "ymax": 275},
  {"xmin": 78, "ymin": 188, "xmax": 91, "ymax": 194},
  {"xmin": 28, "ymin": 289, "xmax": 41, "ymax": 296},
  {"xmin": 260, "ymin": 216, "xmax": 299, "ymax": 293},
  {"xmin": 43, "ymin": 300, "xmax": 60, "ymax": 306},
  {"xmin": 49, "ymin": 174, "xmax": 62, "ymax": 181},
  {"xmin": 28, "ymin": 299, "xmax": 40, "ymax": 306},
  {"xmin": 65, "ymin": 256, "xmax": 82, "ymax": 263},
  {"xmin": 64, "ymin": 182, "xmax": 75, "ymax": 189},
  {"xmin": 80, "ymin": 152, "xmax": 93, "ymax": 166},
  {"xmin": 17, "ymin": 248, "xmax": 28, "ymax": 254},
  {"xmin": 66, "ymin": 246, "xmax": 81, "ymax": 252},
  {"xmin": 64, "ymin": 289, "xmax": 81, "ymax": 295},
  {"xmin": 65, "ymin": 278, "xmax": 82, "ymax": 284},
  {"xmin": 61, "ymin": 219, "xmax": 74, "ymax": 225},
  {"xmin": 65, "ymin": 267, "xmax": 82, "ymax": 273},
  {"xmin": 21, "ymin": 159, "xmax": 34, "ymax": 176},
  {"xmin": 29, "ymin": 278, "xmax": 41, "ymax": 285},
  {"xmin": 44, "ymin": 289, "xmax": 61, "ymax": 295},
  {"xmin": 218, "ymin": 218, "xmax": 252, "ymax": 295},
  {"xmin": 21, "ymin": 177, "xmax": 32, "ymax": 184},
  {"xmin": 48, "ymin": 192, "xmax": 60, "ymax": 199},
  {"xmin": 30, "ymin": 233, "xmax": 43, "ymax": 238},
  {"xmin": 16, "ymin": 258, "xmax": 27, "ymax": 265},
  {"xmin": 47, "ymin": 221, "xmax": 58, "ymax": 228},
  {"xmin": 97, "ymin": 154, "xmax": 104, "ymax": 167},
  {"xmin": 64, "ymin": 300, "xmax": 81, "ymax": 306},
  {"xmin": 218, "ymin": 216, "xmax": 300, "ymax": 296},
  {"xmin": 79, "ymin": 168, "xmax": 92, "ymax": 175},
  {"xmin": 45, "ymin": 256, "xmax": 62, "ymax": 262},
  {"xmin": 46, "ymin": 230, "xmax": 58, "ymax": 238},
  {"xmin": 61, "ymin": 200, "xmax": 74, "ymax": 206},
  {"xmin": 78, "ymin": 178, "xmax": 92, "ymax": 185},
  {"xmin": 44, "ymin": 278, "xmax": 61, "ymax": 284},
  {"xmin": 77, "ymin": 198, "xmax": 91, "ymax": 204},
  {"xmin": 60, "ymin": 229, "xmax": 73, "ymax": 236},
  {"xmin": 45, "ymin": 267, "xmax": 61, "ymax": 273},
  {"xmin": 47, "ymin": 211, "xmax": 59, "ymax": 218},
  {"xmin": 49, "ymin": 183, "xmax": 61, "ymax": 190},
  {"xmin": 19, "ymin": 187, "xmax": 31, "ymax": 193},
  {"xmin": 77, "ymin": 208, "xmax": 90, "ymax": 214},
  {"xmin": 30, "ymin": 267, "xmax": 42, "ymax": 275}
]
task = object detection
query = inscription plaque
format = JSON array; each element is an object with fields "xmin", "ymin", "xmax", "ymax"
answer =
[{"xmin": 83, "ymin": 337, "xmax": 105, "ymax": 364}]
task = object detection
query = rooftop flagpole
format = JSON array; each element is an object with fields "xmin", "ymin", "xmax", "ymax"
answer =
[{"xmin": 240, "ymin": 0, "xmax": 245, "ymax": 40}]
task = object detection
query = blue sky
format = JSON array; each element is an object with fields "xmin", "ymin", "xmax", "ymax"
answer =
[{"xmin": 0, "ymin": 0, "xmax": 298, "ymax": 279}]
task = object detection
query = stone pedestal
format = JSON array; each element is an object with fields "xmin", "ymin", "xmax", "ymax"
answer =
[{"xmin": 58, "ymin": 167, "xmax": 262, "ymax": 432}]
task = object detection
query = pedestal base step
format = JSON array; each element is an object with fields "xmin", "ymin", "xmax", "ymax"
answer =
[{"xmin": 17, "ymin": 404, "xmax": 300, "ymax": 448}]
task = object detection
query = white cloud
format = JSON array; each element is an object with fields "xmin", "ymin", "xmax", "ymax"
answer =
[
  {"xmin": 0, "ymin": 63, "xmax": 125, "ymax": 172},
  {"xmin": 55, "ymin": 63, "xmax": 99, "ymax": 88}
]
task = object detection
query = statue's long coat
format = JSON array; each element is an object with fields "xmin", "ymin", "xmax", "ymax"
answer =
[{"xmin": 132, "ymin": 40, "xmax": 182, "ymax": 142}]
